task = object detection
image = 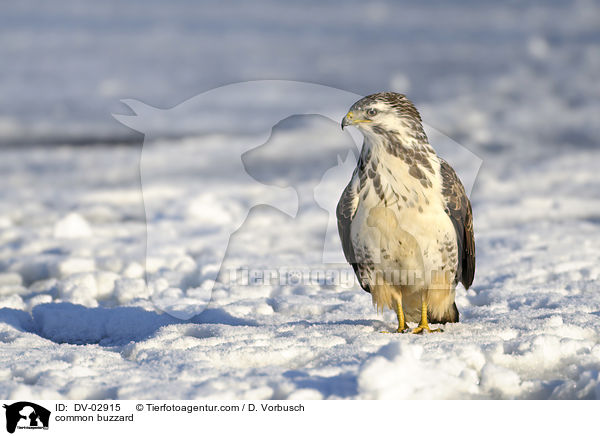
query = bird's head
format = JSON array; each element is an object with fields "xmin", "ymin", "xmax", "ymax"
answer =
[{"xmin": 341, "ymin": 92, "xmax": 427, "ymax": 145}]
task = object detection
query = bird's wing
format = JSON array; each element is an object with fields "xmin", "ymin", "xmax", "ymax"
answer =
[
  {"xmin": 336, "ymin": 173, "xmax": 371, "ymax": 293},
  {"xmin": 439, "ymin": 159, "xmax": 475, "ymax": 289}
]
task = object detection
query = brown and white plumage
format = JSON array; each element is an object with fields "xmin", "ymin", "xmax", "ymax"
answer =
[{"xmin": 338, "ymin": 92, "xmax": 475, "ymax": 332}]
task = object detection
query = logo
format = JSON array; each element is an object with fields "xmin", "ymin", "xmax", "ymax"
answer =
[
  {"xmin": 113, "ymin": 81, "xmax": 482, "ymax": 319},
  {"xmin": 3, "ymin": 402, "xmax": 50, "ymax": 434}
]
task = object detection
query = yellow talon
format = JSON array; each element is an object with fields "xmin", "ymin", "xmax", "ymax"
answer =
[
  {"xmin": 380, "ymin": 328, "xmax": 410, "ymax": 334},
  {"xmin": 412, "ymin": 326, "xmax": 443, "ymax": 334},
  {"xmin": 412, "ymin": 293, "xmax": 443, "ymax": 334},
  {"xmin": 379, "ymin": 298, "xmax": 409, "ymax": 333},
  {"xmin": 380, "ymin": 293, "xmax": 443, "ymax": 334},
  {"xmin": 395, "ymin": 298, "xmax": 407, "ymax": 333}
]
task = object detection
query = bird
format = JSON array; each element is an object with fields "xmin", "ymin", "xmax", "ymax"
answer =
[{"xmin": 338, "ymin": 92, "xmax": 475, "ymax": 333}]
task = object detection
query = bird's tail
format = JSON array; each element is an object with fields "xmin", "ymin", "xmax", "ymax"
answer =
[{"xmin": 429, "ymin": 302, "xmax": 459, "ymax": 324}]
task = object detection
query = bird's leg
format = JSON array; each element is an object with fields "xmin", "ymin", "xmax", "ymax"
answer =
[
  {"xmin": 395, "ymin": 297, "xmax": 408, "ymax": 333},
  {"xmin": 412, "ymin": 291, "xmax": 442, "ymax": 334},
  {"xmin": 381, "ymin": 296, "xmax": 408, "ymax": 333}
]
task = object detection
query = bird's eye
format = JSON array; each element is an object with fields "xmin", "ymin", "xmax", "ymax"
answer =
[{"xmin": 367, "ymin": 108, "xmax": 378, "ymax": 117}]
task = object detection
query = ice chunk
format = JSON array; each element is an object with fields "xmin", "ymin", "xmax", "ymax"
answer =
[
  {"xmin": 57, "ymin": 273, "xmax": 98, "ymax": 307},
  {"xmin": 54, "ymin": 213, "xmax": 92, "ymax": 239}
]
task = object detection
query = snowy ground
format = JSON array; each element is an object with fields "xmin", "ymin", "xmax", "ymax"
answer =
[
  {"xmin": 2, "ymin": 0, "xmax": 600, "ymax": 399},
  {"xmin": 2, "ymin": 125, "xmax": 600, "ymax": 399}
]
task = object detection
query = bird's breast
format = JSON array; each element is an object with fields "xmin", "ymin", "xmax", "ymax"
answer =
[{"xmin": 350, "ymin": 150, "xmax": 457, "ymax": 280}]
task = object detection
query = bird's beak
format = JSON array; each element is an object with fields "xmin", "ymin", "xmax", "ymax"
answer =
[
  {"xmin": 341, "ymin": 111, "xmax": 370, "ymax": 130},
  {"xmin": 341, "ymin": 111, "xmax": 353, "ymax": 130}
]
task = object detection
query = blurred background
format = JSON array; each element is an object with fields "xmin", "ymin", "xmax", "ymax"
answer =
[{"xmin": 1, "ymin": 0, "xmax": 598, "ymax": 152}]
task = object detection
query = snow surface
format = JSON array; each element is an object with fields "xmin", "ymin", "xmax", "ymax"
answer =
[
  {"xmin": 1, "ymin": 0, "xmax": 600, "ymax": 399},
  {"xmin": 2, "ymin": 125, "xmax": 600, "ymax": 399}
]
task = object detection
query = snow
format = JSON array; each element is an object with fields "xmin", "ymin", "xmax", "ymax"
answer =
[
  {"xmin": 2, "ymin": 127, "xmax": 600, "ymax": 400},
  {"xmin": 1, "ymin": 0, "xmax": 600, "ymax": 400},
  {"xmin": 54, "ymin": 213, "xmax": 93, "ymax": 239}
]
